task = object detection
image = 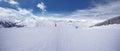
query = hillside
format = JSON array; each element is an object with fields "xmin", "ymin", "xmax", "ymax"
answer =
[{"xmin": 90, "ymin": 16, "xmax": 120, "ymax": 27}]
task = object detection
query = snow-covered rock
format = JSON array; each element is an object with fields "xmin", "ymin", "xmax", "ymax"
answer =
[{"xmin": 0, "ymin": 16, "xmax": 24, "ymax": 28}]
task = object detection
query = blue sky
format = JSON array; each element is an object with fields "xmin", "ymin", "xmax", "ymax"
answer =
[
  {"xmin": 0, "ymin": 0, "xmax": 120, "ymax": 19},
  {"xmin": 0, "ymin": 0, "xmax": 108, "ymax": 14}
]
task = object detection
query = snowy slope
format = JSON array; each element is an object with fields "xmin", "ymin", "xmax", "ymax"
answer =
[
  {"xmin": 0, "ymin": 16, "xmax": 120, "ymax": 51},
  {"xmin": 0, "ymin": 24, "xmax": 120, "ymax": 51},
  {"xmin": 91, "ymin": 16, "xmax": 120, "ymax": 27}
]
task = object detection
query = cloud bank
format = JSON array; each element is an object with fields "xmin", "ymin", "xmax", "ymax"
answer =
[
  {"xmin": 0, "ymin": 7, "xmax": 37, "ymax": 19},
  {"xmin": 1, "ymin": 0, "xmax": 19, "ymax": 5},
  {"xmin": 68, "ymin": 0, "xmax": 120, "ymax": 19}
]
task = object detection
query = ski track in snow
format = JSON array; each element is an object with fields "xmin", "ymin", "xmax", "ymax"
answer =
[{"xmin": 0, "ymin": 25, "xmax": 120, "ymax": 51}]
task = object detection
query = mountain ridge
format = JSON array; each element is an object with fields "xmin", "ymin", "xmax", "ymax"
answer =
[{"xmin": 90, "ymin": 16, "xmax": 120, "ymax": 27}]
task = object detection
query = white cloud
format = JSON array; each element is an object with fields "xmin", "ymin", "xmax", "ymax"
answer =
[
  {"xmin": 68, "ymin": 0, "xmax": 120, "ymax": 19},
  {"xmin": 17, "ymin": 8, "xmax": 35, "ymax": 17},
  {"xmin": 1, "ymin": 0, "xmax": 19, "ymax": 5},
  {"xmin": 8, "ymin": 0, "xmax": 19, "ymax": 5},
  {"xmin": 37, "ymin": 2, "xmax": 46, "ymax": 14},
  {"xmin": 0, "ymin": 7, "xmax": 37, "ymax": 19}
]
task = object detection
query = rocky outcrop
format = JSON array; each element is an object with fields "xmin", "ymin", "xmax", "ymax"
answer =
[{"xmin": 0, "ymin": 21, "xmax": 24, "ymax": 28}]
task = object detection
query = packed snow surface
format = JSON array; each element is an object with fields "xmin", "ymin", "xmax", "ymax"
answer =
[{"xmin": 0, "ymin": 18, "xmax": 120, "ymax": 51}]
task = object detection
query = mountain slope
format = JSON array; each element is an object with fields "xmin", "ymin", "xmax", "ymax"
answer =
[
  {"xmin": 0, "ymin": 16, "xmax": 24, "ymax": 28},
  {"xmin": 90, "ymin": 16, "xmax": 120, "ymax": 27}
]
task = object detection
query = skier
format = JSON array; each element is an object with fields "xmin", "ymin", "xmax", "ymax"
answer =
[
  {"xmin": 55, "ymin": 22, "xmax": 57, "ymax": 27},
  {"xmin": 75, "ymin": 26, "xmax": 79, "ymax": 29},
  {"xmin": 54, "ymin": 21, "xmax": 57, "ymax": 27}
]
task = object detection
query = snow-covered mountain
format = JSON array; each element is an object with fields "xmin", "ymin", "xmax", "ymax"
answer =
[
  {"xmin": 0, "ymin": 16, "xmax": 24, "ymax": 28},
  {"xmin": 91, "ymin": 16, "xmax": 120, "ymax": 27},
  {"xmin": 0, "ymin": 16, "xmax": 103, "ymax": 28}
]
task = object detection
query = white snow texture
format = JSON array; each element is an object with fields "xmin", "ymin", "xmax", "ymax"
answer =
[{"xmin": 0, "ymin": 18, "xmax": 120, "ymax": 51}]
